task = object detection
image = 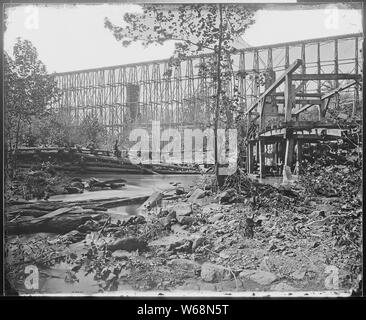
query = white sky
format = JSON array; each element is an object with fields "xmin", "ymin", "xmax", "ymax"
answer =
[{"xmin": 4, "ymin": 3, "xmax": 362, "ymax": 73}]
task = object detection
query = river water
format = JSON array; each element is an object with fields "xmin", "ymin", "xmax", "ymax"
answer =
[{"xmin": 49, "ymin": 173, "xmax": 202, "ymax": 217}]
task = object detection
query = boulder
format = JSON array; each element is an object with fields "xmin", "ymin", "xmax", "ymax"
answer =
[
  {"xmin": 112, "ymin": 250, "xmax": 133, "ymax": 260},
  {"xmin": 77, "ymin": 219, "xmax": 100, "ymax": 232},
  {"xmin": 123, "ymin": 215, "xmax": 146, "ymax": 226},
  {"xmin": 61, "ymin": 230, "xmax": 85, "ymax": 243},
  {"xmin": 70, "ymin": 181, "xmax": 84, "ymax": 190},
  {"xmin": 64, "ymin": 186, "xmax": 83, "ymax": 194},
  {"xmin": 188, "ymin": 188, "xmax": 206, "ymax": 203},
  {"xmin": 239, "ymin": 269, "xmax": 277, "ymax": 286},
  {"xmin": 291, "ymin": 270, "xmax": 306, "ymax": 280},
  {"xmin": 217, "ymin": 188, "xmax": 237, "ymax": 204},
  {"xmin": 108, "ymin": 237, "xmax": 148, "ymax": 252},
  {"xmin": 202, "ymin": 203, "xmax": 222, "ymax": 215},
  {"xmin": 208, "ymin": 213, "xmax": 224, "ymax": 223},
  {"xmin": 201, "ymin": 263, "xmax": 232, "ymax": 282},
  {"xmin": 168, "ymin": 259, "xmax": 201, "ymax": 277},
  {"xmin": 192, "ymin": 236, "xmax": 205, "ymax": 252},
  {"xmin": 175, "ymin": 187, "xmax": 186, "ymax": 195},
  {"xmin": 270, "ymin": 282, "xmax": 298, "ymax": 291},
  {"xmin": 177, "ymin": 216, "xmax": 194, "ymax": 225},
  {"xmin": 173, "ymin": 203, "xmax": 193, "ymax": 217}
]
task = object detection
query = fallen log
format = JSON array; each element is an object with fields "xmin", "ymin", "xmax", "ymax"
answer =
[{"xmin": 138, "ymin": 191, "xmax": 163, "ymax": 211}]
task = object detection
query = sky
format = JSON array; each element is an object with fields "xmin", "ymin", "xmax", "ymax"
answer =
[{"xmin": 4, "ymin": 3, "xmax": 362, "ymax": 74}]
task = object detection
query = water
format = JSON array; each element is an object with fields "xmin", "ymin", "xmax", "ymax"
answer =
[
  {"xmin": 50, "ymin": 174, "xmax": 202, "ymax": 203},
  {"xmin": 48, "ymin": 174, "xmax": 202, "ymax": 219}
]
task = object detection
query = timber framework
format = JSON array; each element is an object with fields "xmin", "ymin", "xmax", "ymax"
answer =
[{"xmin": 52, "ymin": 33, "xmax": 362, "ymax": 131}]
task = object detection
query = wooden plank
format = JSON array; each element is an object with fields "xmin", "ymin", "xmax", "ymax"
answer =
[
  {"xmin": 276, "ymin": 98, "xmax": 322, "ymax": 105},
  {"xmin": 271, "ymin": 92, "xmax": 322, "ymax": 97},
  {"xmin": 291, "ymin": 73, "xmax": 361, "ymax": 81},
  {"xmin": 284, "ymin": 74, "xmax": 293, "ymax": 122},
  {"xmin": 292, "ymin": 104, "xmax": 314, "ymax": 116},
  {"xmin": 245, "ymin": 59, "xmax": 302, "ymax": 115},
  {"xmin": 321, "ymin": 80, "xmax": 358, "ymax": 100}
]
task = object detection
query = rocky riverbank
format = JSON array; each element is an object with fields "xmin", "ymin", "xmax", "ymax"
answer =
[{"xmin": 5, "ymin": 166, "xmax": 362, "ymax": 295}]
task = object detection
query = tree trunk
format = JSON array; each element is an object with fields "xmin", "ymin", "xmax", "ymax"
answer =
[
  {"xmin": 12, "ymin": 115, "xmax": 22, "ymax": 176},
  {"xmin": 214, "ymin": 4, "xmax": 223, "ymax": 191}
]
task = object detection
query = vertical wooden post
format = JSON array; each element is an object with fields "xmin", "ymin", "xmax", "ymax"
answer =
[
  {"xmin": 285, "ymin": 46, "xmax": 289, "ymax": 69},
  {"xmin": 353, "ymin": 37, "xmax": 359, "ymax": 116},
  {"xmin": 317, "ymin": 42, "xmax": 321, "ymax": 94},
  {"xmin": 274, "ymin": 142, "xmax": 279, "ymax": 165},
  {"xmin": 259, "ymin": 99, "xmax": 265, "ymax": 131},
  {"xmin": 239, "ymin": 52, "xmax": 246, "ymax": 112},
  {"xmin": 318, "ymin": 100, "xmax": 326, "ymax": 121},
  {"xmin": 259, "ymin": 139, "xmax": 265, "ymax": 179},
  {"xmin": 283, "ymin": 132, "xmax": 295, "ymax": 181},
  {"xmin": 247, "ymin": 142, "xmax": 254, "ymax": 174},
  {"xmin": 297, "ymin": 139, "xmax": 303, "ymax": 172},
  {"xmin": 284, "ymin": 74, "xmax": 293, "ymax": 122},
  {"xmin": 334, "ymin": 39, "xmax": 339, "ymax": 88},
  {"xmin": 301, "ymin": 43, "xmax": 306, "ymax": 75}
]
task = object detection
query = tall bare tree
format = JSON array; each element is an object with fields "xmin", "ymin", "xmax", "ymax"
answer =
[{"xmin": 105, "ymin": 4, "xmax": 255, "ymax": 186}]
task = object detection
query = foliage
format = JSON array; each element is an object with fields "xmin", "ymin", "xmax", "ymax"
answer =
[
  {"xmin": 4, "ymin": 38, "xmax": 60, "ymax": 150},
  {"xmin": 105, "ymin": 4, "xmax": 257, "ymax": 181},
  {"xmin": 5, "ymin": 235, "xmax": 70, "ymax": 290},
  {"xmin": 78, "ymin": 114, "xmax": 107, "ymax": 148}
]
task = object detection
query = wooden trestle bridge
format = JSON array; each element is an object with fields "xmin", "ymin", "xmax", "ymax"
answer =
[{"xmin": 52, "ymin": 33, "xmax": 363, "ymax": 177}]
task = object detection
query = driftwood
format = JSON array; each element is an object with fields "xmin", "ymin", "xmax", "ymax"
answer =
[
  {"xmin": 138, "ymin": 192, "xmax": 163, "ymax": 211},
  {"xmin": 6, "ymin": 205, "xmax": 108, "ymax": 235}
]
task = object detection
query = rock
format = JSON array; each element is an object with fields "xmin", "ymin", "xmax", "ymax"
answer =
[
  {"xmin": 61, "ymin": 230, "xmax": 85, "ymax": 243},
  {"xmin": 177, "ymin": 216, "xmax": 194, "ymax": 225},
  {"xmin": 208, "ymin": 213, "xmax": 224, "ymax": 223},
  {"xmin": 201, "ymin": 263, "xmax": 232, "ymax": 283},
  {"xmin": 70, "ymin": 177, "xmax": 83, "ymax": 183},
  {"xmin": 217, "ymin": 188, "xmax": 237, "ymax": 204},
  {"xmin": 172, "ymin": 203, "xmax": 193, "ymax": 217},
  {"xmin": 310, "ymin": 210, "xmax": 325, "ymax": 218},
  {"xmin": 149, "ymin": 234, "xmax": 191, "ymax": 250},
  {"xmin": 123, "ymin": 215, "xmax": 146, "ymax": 226},
  {"xmin": 186, "ymin": 190, "xmax": 193, "ymax": 198},
  {"xmin": 159, "ymin": 216, "xmax": 172, "ymax": 228},
  {"xmin": 291, "ymin": 270, "xmax": 306, "ymax": 280},
  {"xmin": 202, "ymin": 203, "xmax": 222, "ymax": 215},
  {"xmin": 168, "ymin": 259, "xmax": 201, "ymax": 277},
  {"xmin": 175, "ymin": 187, "xmax": 186, "ymax": 195},
  {"xmin": 270, "ymin": 282, "xmax": 298, "ymax": 291},
  {"xmin": 108, "ymin": 237, "xmax": 147, "ymax": 252},
  {"xmin": 239, "ymin": 269, "xmax": 277, "ymax": 286},
  {"xmin": 139, "ymin": 191, "xmax": 163, "ymax": 210},
  {"xmin": 70, "ymin": 181, "xmax": 84, "ymax": 190},
  {"xmin": 111, "ymin": 250, "xmax": 132, "ymax": 260},
  {"xmin": 77, "ymin": 219, "xmax": 99, "ymax": 232},
  {"xmin": 64, "ymin": 186, "xmax": 83, "ymax": 194},
  {"xmin": 199, "ymin": 283, "xmax": 217, "ymax": 291},
  {"xmin": 188, "ymin": 188, "xmax": 206, "ymax": 203},
  {"xmin": 192, "ymin": 236, "xmax": 205, "ymax": 252}
]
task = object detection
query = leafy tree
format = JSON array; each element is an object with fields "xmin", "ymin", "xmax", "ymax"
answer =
[
  {"xmin": 4, "ymin": 38, "xmax": 60, "ymax": 155},
  {"xmin": 105, "ymin": 4, "xmax": 256, "ymax": 187},
  {"xmin": 78, "ymin": 114, "xmax": 106, "ymax": 148}
]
